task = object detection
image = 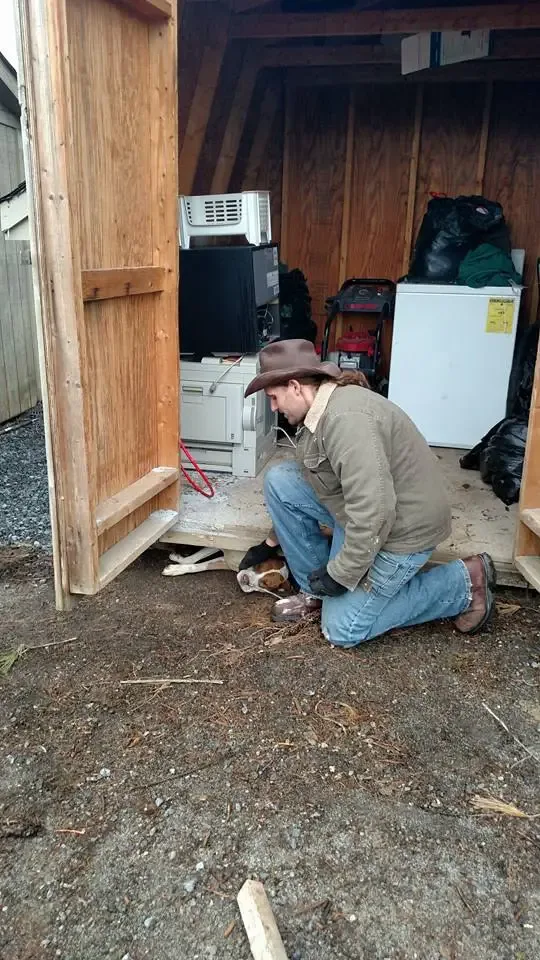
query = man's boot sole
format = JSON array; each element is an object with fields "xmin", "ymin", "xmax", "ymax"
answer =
[{"xmin": 480, "ymin": 552, "xmax": 497, "ymax": 591}]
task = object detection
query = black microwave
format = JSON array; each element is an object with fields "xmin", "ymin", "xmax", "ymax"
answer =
[{"xmin": 180, "ymin": 244, "xmax": 281, "ymax": 357}]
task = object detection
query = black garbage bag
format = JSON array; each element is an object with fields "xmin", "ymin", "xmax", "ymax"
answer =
[
  {"xmin": 408, "ymin": 195, "xmax": 507, "ymax": 282},
  {"xmin": 506, "ymin": 321, "xmax": 540, "ymax": 419},
  {"xmin": 461, "ymin": 417, "xmax": 528, "ymax": 506}
]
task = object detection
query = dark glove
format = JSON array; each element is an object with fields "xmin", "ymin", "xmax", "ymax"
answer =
[
  {"xmin": 239, "ymin": 540, "xmax": 280, "ymax": 571},
  {"xmin": 308, "ymin": 566, "xmax": 347, "ymax": 597}
]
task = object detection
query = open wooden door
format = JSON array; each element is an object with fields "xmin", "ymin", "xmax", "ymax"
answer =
[
  {"xmin": 16, "ymin": 0, "xmax": 179, "ymax": 609},
  {"xmin": 515, "ymin": 332, "xmax": 540, "ymax": 591}
]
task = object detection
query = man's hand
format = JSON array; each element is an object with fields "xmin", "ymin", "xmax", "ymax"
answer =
[
  {"xmin": 308, "ymin": 566, "xmax": 347, "ymax": 597},
  {"xmin": 239, "ymin": 539, "xmax": 280, "ymax": 571}
]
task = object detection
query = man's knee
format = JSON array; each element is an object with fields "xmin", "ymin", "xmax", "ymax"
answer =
[
  {"xmin": 321, "ymin": 601, "xmax": 371, "ymax": 648},
  {"xmin": 263, "ymin": 462, "xmax": 299, "ymax": 501}
]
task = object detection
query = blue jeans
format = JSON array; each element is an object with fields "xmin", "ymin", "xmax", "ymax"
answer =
[{"xmin": 264, "ymin": 461, "xmax": 471, "ymax": 648}]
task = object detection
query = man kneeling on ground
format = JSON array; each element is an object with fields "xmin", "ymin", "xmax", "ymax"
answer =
[{"xmin": 239, "ymin": 338, "xmax": 496, "ymax": 649}]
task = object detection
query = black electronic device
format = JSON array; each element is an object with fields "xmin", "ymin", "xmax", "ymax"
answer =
[{"xmin": 180, "ymin": 245, "xmax": 280, "ymax": 357}]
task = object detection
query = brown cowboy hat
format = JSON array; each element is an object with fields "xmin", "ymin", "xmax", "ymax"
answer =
[{"xmin": 244, "ymin": 339, "xmax": 341, "ymax": 397}]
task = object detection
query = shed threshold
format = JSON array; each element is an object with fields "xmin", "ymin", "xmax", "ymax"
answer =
[{"xmin": 161, "ymin": 448, "xmax": 524, "ymax": 587}]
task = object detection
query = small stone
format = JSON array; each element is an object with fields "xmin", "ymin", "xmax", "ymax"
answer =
[
  {"xmin": 183, "ymin": 878, "xmax": 196, "ymax": 894},
  {"xmin": 235, "ymin": 802, "xmax": 241, "ymax": 812},
  {"xmin": 155, "ymin": 797, "xmax": 164, "ymax": 808},
  {"xmin": 99, "ymin": 767, "xmax": 111, "ymax": 779},
  {"xmin": 169, "ymin": 851, "xmax": 177, "ymax": 861},
  {"xmin": 349, "ymin": 914, "xmax": 357, "ymax": 922},
  {"xmin": 196, "ymin": 861, "xmax": 204, "ymax": 871},
  {"xmin": 143, "ymin": 916, "xmax": 156, "ymax": 930}
]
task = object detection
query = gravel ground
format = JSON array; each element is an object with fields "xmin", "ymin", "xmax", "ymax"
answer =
[
  {"xmin": 0, "ymin": 404, "xmax": 52, "ymax": 551},
  {"xmin": 0, "ymin": 547, "xmax": 539, "ymax": 960}
]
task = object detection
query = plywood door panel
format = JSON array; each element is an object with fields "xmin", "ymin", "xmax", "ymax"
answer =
[
  {"xmin": 18, "ymin": 0, "xmax": 179, "ymax": 605},
  {"xmin": 412, "ymin": 83, "xmax": 486, "ymax": 247},
  {"xmin": 285, "ymin": 86, "xmax": 348, "ymax": 335},
  {"xmin": 484, "ymin": 82, "xmax": 540, "ymax": 326}
]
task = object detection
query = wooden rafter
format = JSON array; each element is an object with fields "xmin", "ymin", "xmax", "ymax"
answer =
[
  {"xmin": 211, "ymin": 46, "xmax": 260, "ymax": 194},
  {"xmin": 280, "ymin": 86, "xmax": 293, "ymax": 263},
  {"xmin": 402, "ymin": 84, "xmax": 423, "ymax": 275},
  {"xmin": 233, "ymin": 0, "xmax": 275, "ymax": 12},
  {"xmin": 263, "ymin": 43, "xmax": 397, "ymax": 68},
  {"xmin": 243, "ymin": 78, "xmax": 281, "ymax": 186},
  {"xmin": 263, "ymin": 33, "xmax": 540, "ymax": 69},
  {"xmin": 284, "ymin": 60, "xmax": 540, "ymax": 86},
  {"xmin": 231, "ymin": 5, "xmax": 540, "ymax": 40},
  {"xmin": 178, "ymin": 7, "xmax": 229, "ymax": 194},
  {"xmin": 475, "ymin": 81, "xmax": 493, "ymax": 193}
]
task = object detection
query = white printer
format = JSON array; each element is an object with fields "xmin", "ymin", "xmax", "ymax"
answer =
[{"xmin": 180, "ymin": 356, "xmax": 277, "ymax": 478}]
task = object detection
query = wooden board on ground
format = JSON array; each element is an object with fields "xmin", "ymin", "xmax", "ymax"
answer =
[
  {"xmin": 162, "ymin": 447, "xmax": 524, "ymax": 588},
  {"xmin": 237, "ymin": 879, "xmax": 288, "ymax": 960}
]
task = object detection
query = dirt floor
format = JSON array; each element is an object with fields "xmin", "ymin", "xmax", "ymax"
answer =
[{"xmin": 0, "ymin": 545, "xmax": 539, "ymax": 960}]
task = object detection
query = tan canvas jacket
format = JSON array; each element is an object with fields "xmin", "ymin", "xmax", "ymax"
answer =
[{"xmin": 293, "ymin": 382, "xmax": 452, "ymax": 591}]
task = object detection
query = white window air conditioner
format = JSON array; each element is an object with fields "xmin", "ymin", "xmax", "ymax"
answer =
[{"xmin": 178, "ymin": 191, "xmax": 271, "ymax": 249}]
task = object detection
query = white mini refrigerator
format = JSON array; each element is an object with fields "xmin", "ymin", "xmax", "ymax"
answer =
[{"xmin": 388, "ymin": 283, "xmax": 522, "ymax": 449}]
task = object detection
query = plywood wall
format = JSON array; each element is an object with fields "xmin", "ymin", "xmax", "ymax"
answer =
[
  {"xmin": 281, "ymin": 79, "xmax": 540, "ymax": 341},
  {"xmin": 180, "ymin": 39, "xmax": 540, "ymax": 343}
]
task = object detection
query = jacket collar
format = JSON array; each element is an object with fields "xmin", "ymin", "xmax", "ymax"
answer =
[{"xmin": 304, "ymin": 381, "xmax": 337, "ymax": 433}]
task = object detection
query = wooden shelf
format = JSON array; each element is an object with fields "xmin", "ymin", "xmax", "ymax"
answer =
[
  {"xmin": 520, "ymin": 508, "xmax": 540, "ymax": 540},
  {"xmin": 96, "ymin": 466, "xmax": 179, "ymax": 535},
  {"xmin": 98, "ymin": 509, "xmax": 178, "ymax": 591},
  {"xmin": 514, "ymin": 555, "xmax": 540, "ymax": 592},
  {"xmin": 115, "ymin": 0, "xmax": 172, "ymax": 22}
]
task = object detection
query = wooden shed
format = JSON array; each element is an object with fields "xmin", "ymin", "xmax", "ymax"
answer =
[{"xmin": 14, "ymin": 0, "xmax": 540, "ymax": 609}]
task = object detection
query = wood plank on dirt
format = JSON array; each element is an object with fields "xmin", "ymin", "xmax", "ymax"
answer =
[{"xmin": 237, "ymin": 879, "xmax": 289, "ymax": 960}]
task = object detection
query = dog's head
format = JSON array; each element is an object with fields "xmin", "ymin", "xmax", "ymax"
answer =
[{"xmin": 236, "ymin": 556, "xmax": 293, "ymax": 595}]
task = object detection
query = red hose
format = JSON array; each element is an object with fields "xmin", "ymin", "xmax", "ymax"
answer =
[{"xmin": 179, "ymin": 441, "xmax": 215, "ymax": 498}]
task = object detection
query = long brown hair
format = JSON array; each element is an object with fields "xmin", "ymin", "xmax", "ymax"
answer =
[
  {"xmin": 299, "ymin": 370, "xmax": 370, "ymax": 390},
  {"xmin": 334, "ymin": 370, "xmax": 370, "ymax": 389}
]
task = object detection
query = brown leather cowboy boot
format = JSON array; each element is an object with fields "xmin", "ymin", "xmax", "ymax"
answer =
[
  {"xmin": 272, "ymin": 592, "xmax": 322, "ymax": 623},
  {"xmin": 454, "ymin": 553, "xmax": 496, "ymax": 635}
]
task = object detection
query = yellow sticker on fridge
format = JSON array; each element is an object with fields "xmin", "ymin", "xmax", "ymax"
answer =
[{"xmin": 486, "ymin": 298, "xmax": 515, "ymax": 334}]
